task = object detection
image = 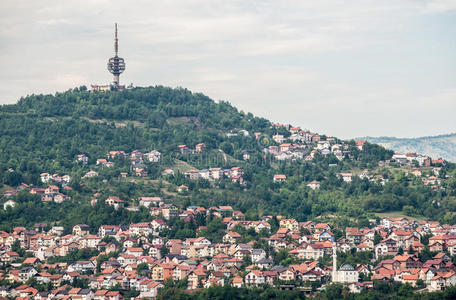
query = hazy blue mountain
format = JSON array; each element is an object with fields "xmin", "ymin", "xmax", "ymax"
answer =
[{"xmin": 360, "ymin": 133, "xmax": 456, "ymax": 162}]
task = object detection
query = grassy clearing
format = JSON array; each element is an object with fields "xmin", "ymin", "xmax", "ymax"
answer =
[
  {"xmin": 81, "ymin": 117, "xmax": 145, "ymax": 128},
  {"xmin": 375, "ymin": 211, "xmax": 426, "ymax": 221},
  {"xmin": 173, "ymin": 159, "xmax": 195, "ymax": 173}
]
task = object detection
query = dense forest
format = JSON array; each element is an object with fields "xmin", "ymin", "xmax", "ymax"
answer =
[{"xmin": 1, "ymin": 86, "xmax": 456, "ymax": 232}]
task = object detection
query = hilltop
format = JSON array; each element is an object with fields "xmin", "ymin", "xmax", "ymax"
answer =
[{"xmin": 361, "ymin": 134, "xmax": 456, "ymax": 162}]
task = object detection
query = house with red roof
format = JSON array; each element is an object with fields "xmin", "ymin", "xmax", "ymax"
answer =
[{"xmin": 273, "ymin": 174, "xmax": 286, "ymax": 183}]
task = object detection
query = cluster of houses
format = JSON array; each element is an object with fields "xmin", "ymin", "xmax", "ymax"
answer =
[
  {"xmin": 265, "ymin": 136, "xmax": 363, "ymax": 162},
  {"xmin": 368, "ymin": 218, "xmax": 456, "ymax": 291},
  {"xmin": 407, "ymin": 166, "xmax": 444, "ymax": 191},
  {"xmin": 224, "ymin": 123, "xmax": 352, "ymax": 162},
  {"xmin": 40, "ymin": 173, "xmax": 71, "ymax": 186},
  {"xmin": 273, "ymin": 131, "xmax": 317, "ymax": 144},
  {"xmin": 3, "ymin": 184, "xmax": 72, "ymax": 208},
  {"xmin": 34, "ymin": 185, "xmax": 72, "ymax": 204},
  {"xmin": 79, "ymin": 149, "xmax": 162, "ymax": 180},
  {"xmin": 177, "ymin": 143, "xmax": 206, "ymax": 155},
  {"xmin": 183, "ymin": 167, "xmax": 244, "ymax": 184},
  {"xmin": 391, "ymin": 152, "xmax": 446, "ymax": 168},
  {"xmin": 261, "ymin": 124, "xmax": 357, "ymax": 162},
  {"xmin": 1, "ymin": 196, "xmax": 456, "ymax": 299},
  {"xmin": 260, "ymin": 126, "xmax": 448, "ymax": 190}
]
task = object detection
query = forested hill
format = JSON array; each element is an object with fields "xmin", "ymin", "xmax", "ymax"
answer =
[
  {"xmin": 0, "ymin": 86, "xmax": 456, "ymax": 232},
  {"xmin": 0, "ymin": 86, "xmax": 270, "ymax": 175},
  {"xmin": 12, "ymin": 86, "xmax": 270, "ymax": 131},
  {"xmin": 362, "ymin": 134, "xmax": 456, "ymax": 162}
]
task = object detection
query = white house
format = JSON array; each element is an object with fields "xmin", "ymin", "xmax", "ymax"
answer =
[
  {"xmin": 3, "ymin": 199, "xmax": 17, "ymax": 210},
  {"xmin": 307, "ymin": 181, "xmax": 320, "ymax": 190},
  {"xmin": 146, "ymin": 150, "xmax": 161, "ymax": 163}
]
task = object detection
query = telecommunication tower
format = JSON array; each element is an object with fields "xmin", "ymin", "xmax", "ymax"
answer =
[{"xmin": 107, "ymin": 23, "xmax": 126, "ymax": 89}]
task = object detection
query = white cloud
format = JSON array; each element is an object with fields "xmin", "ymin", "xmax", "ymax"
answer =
[
  {"xmin": 421, "ymin": 0, "xmax": 456, "ymax": 13},
  {"xmin": 0, "ymin": 0, "xmax": 455, "ymax": 138}
]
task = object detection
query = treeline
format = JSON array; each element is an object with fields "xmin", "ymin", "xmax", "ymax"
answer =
[
  {"xmin": 0, "ymin": 191, "xmax": 151, "ymax": 232},
  {"xmin": 157, "ymin": 284, "xmax": 306, "ymax": 300},
  {"xmin": 14, "ymin": 86, "xmax": 270, "ymax": 131}
]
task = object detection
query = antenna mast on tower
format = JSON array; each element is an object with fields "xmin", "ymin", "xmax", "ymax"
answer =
[{"xmin": 114, "ymin": 23, "xmax": 118, "ymax": 55}]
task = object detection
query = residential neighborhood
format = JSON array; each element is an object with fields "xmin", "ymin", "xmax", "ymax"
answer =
[
  {"xmin": 0, "ymin": 101, "xmax": 454, "ymax": 299},
  {"xmin": 1, "ymin": 193, "xmax": 456, "ymax": 299}
]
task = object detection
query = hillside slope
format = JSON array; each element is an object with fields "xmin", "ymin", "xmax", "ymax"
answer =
[
  {"xmin": 361, "ymin": 134, "xmax": 456, "ymax": 162},
  {"xmin": 0, "ymin": 86, "xmax": 456, "ymax": 230}
]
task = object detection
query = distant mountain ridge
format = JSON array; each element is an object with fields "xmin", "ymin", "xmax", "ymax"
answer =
[{"xmin": 360, "ymin": 133, "xmax": 456, "ymax": 162}]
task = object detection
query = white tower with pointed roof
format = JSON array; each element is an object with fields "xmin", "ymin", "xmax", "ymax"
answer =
[{"xmin": 332, "ymin": 242, "xmax": 338, "ymax": 282}]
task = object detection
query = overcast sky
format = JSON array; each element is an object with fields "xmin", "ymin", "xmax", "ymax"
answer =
[{"xmin": 0, "ymin": 0, "xmax": 455, "ymax": 138}]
